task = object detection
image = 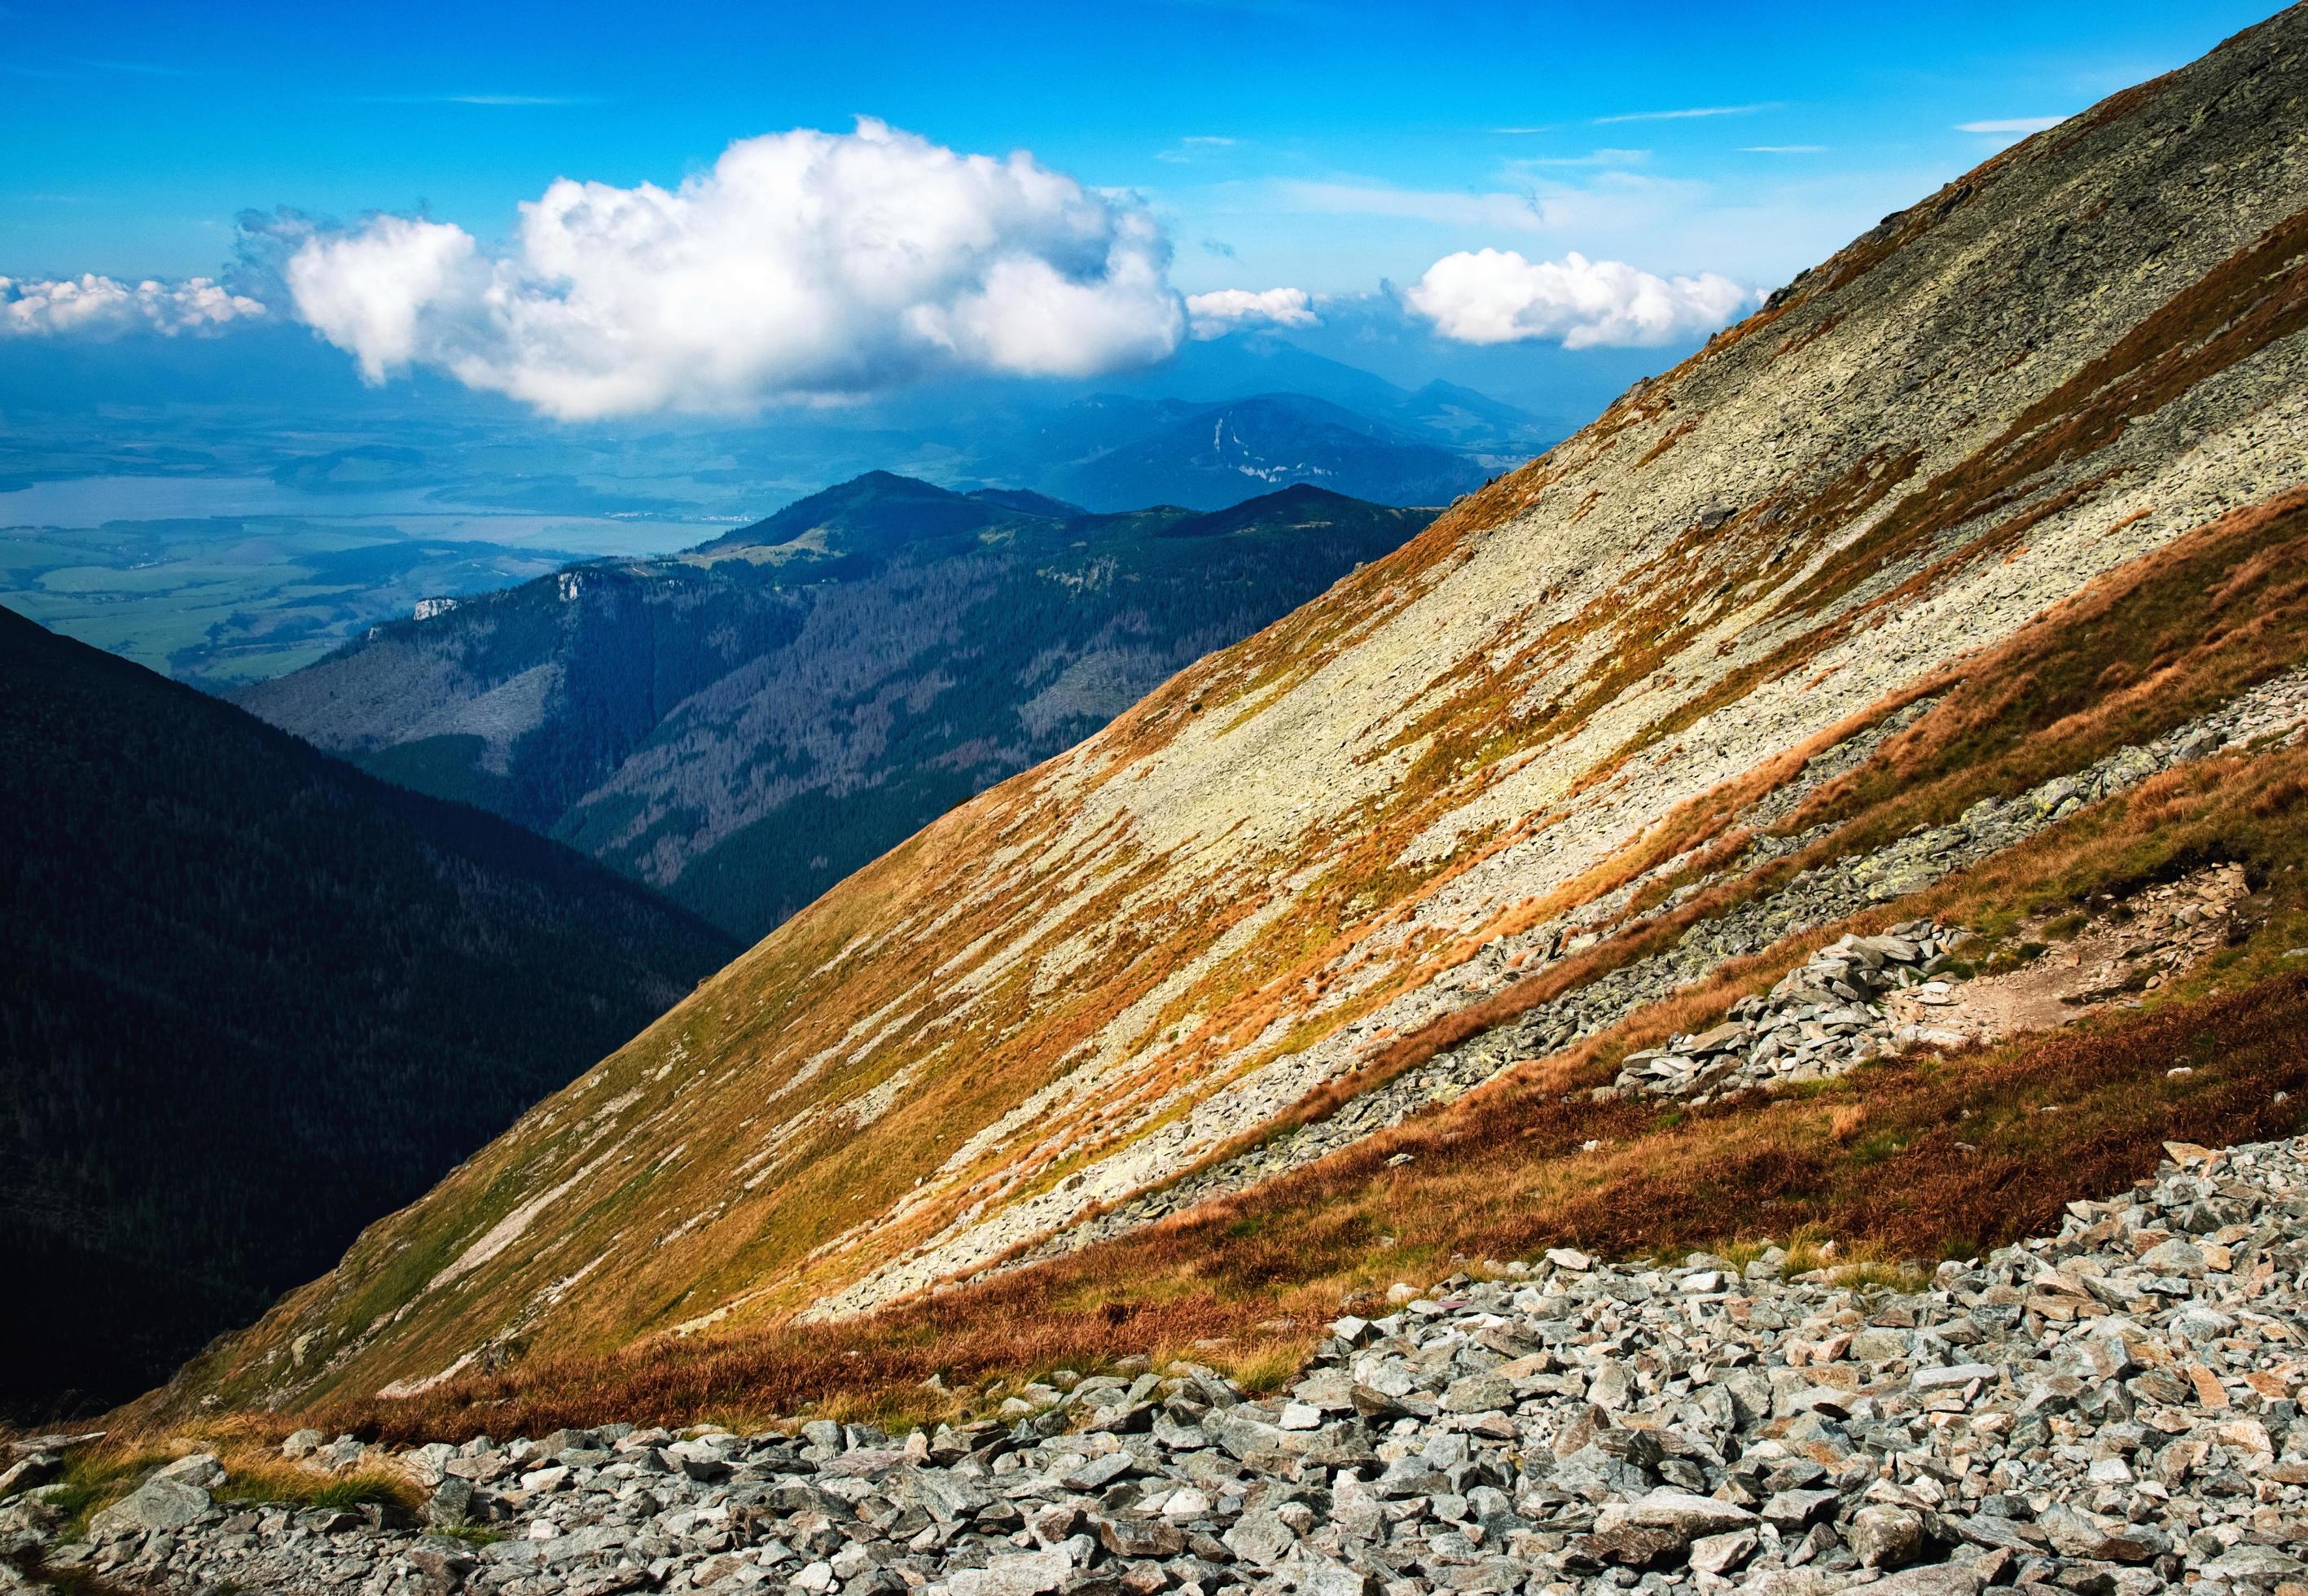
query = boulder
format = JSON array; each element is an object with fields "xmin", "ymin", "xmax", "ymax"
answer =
[
  {"xmin": 88, "ymin": 1476, "xmax": 211, "ymax": 1541},
  {"xmin": 1848, "ymin": 1505, "xmax": 1924, "ymax": 1569}
]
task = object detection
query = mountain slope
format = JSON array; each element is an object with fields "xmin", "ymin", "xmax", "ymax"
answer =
[
  {"xmin": 0, "ymin": 604, "xmax": 737, "ymax": 1418},
  {"xmin": 697, "ymin": 469, "xmax": 1027, "ymax": 555},
  {"xmin": 240, "ymin": 481, "xmax": 1433, "ymax": 940},
  {"xmin": 174, "ymin": 9, "xmax": 2308, "ymax": 1415}
]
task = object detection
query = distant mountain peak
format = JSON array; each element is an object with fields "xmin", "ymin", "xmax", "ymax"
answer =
[
  {"xmin": 701, "ymin": 470, "xmax": 1007, "ymax": 555},
  {"xmin": 1056, "ymin": 390, "xmax": 1488, "ymax": 512},
  {"xmin": 1155, "ymin": 481, "xmax": 1397, "ymax": 538}
]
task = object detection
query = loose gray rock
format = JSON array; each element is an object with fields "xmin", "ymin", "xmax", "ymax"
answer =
[{"xmin": 17, "ymin": 1134, "xmax": 2307, "ymax": 1596}]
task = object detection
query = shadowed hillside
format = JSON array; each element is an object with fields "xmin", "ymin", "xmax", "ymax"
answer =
[{"xmin": 0, "ymin": 606, "xmax": 736, "ymax": 1418}]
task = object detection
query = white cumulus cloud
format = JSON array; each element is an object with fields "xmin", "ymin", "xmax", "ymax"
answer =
[
  {"xmin": 1404, "ymin": 248, "xmax": 1751, "ymax": 349},
  {"xmin": 286, "ymin": 215, "xmax": 476, "ymax": 380},
  {"xmin": 283, "ymin": 119, "xmax": 1185, "ymax": 419},
  {"xmin": 1184, "ymin": 287, "xmax": 1317, "ymax": 339},
  {"xmin": 0, "ymin": 273, "xmax": 266, "ymax": 337}
]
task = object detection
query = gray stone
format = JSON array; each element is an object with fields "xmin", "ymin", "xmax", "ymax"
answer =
[
  {"xmin": 1059, "ymin": 1451, "xmax": 1134, "ymax": 1492},
  {"xmin": 915, "ymin": 1467, "xmax": 992, "ymax": 1523},
  {"xmin": 1223, "ymin": 1507, "xmax": 1297, "ymax": 1567},
  {"xmin": 1292, "ymin": 1557, "xmax": 1378, "ymax": 1596},
  {"xmin": 1595, "ymin": 1489, "xmax": 1758, "ymax": 1542},
  {"xmin": 0, "ymin": 1455, "xmax": 59, "ymax": 1499},
  {"xmin": 152, "ymin": 1451, "xmax": 224, "ymax": 1489},
  {"xmin": 88, "ymin": 1477, "xmax": 210, "ymax": 1541},
  {"xmin": 2037, "ymin": 1504, "xmax": 2165, "ymax": 1563},
  {"xmin": 1439, "ymin": 1373, "xmax": 1512, "ymax": 1414},
  {"xmin": 1096, "ymin": 1517, "xmax": 1185, "ymax": 1559},
  {"xmin": 1762, "ymin": 1489, "xmax": 1841, "ymax": 1531},
  {"xmin": 950, "ymin": 1548, "xmax": 1073, "ymax": 1596},
  {"xmin": 1692, "ymin": 1528, "xmax": 1762, "ymax": 1576},
  {"xmin": 1865, "ymin": 1563, "xmax": 1987, "ymax": 1596},
  {"xmin": 1849, "ymin": 1505, "xmax": 1924, "ymax": 1569},
  {"xmin": 1911, "ymin": 1362, "xmax": 1999, "ymax": 1390},
  {"xmin": 426, "ymin": 1476, "xmax": 475, "ymax": 1529},
  {"xmin": 2196, "ymin": 1546, "xmax": 2306, "ymax": 1581}
]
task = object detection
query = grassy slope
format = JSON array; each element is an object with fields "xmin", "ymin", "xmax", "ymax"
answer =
[{"xmin": 194, "ymin": 484, "xmax": 2308, "ymax": 1443}]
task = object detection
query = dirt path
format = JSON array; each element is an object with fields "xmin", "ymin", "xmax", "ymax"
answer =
[{"xmin": 1887, "ymin": 862, "xmax": 2249, "ymax": 1050}]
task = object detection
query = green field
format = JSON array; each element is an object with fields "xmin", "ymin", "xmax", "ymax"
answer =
[{"xmin": 0, "ymin": 518, "xmax": 579, "ymax": 687}]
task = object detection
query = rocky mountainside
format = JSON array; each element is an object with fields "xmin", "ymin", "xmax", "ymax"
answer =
[
  {"xmin": 17, "ymin": 1137, "xmax": 2306, "ymax": 1594},
  {"xmin": 171, "ymin": 7, "xmax": 2308, "ymax": 1430},
  {"xmin": 239, "ymin": 480, "xmax": 1432, "ymax": 940},
  {"xmin": 0, "ymin": 605, "xmax": 737, "ymax": 1421}
]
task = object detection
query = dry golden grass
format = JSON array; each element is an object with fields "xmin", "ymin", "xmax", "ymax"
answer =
[
  {"xmin": 258, "ymin": 727, "xmax": 2308, "ymax": 1449},
  {"xmin": 149, "ymin": 480, "xmax": 2308, "ymax": 1446}
]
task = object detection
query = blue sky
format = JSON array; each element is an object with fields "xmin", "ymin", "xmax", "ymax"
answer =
[{"xmin": 0, "ymin": 0, "xmax": 2281, "ymax": 417}]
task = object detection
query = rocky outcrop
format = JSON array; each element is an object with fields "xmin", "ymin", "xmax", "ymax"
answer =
[
  {"xmin": 1612, "ymin": 924, "xmax": 1958, "ymax": 1100},
  {"xmin": 21, "ymin": 1138, "xmax": 2305, "ymax": 1594}
]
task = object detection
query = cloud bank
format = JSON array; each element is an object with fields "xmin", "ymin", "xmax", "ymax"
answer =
[
  {"xmin": 0, "ymin": 274, "xmax": 265, "ymax": 337},
  {"xmin": 284, "ymin": 119, "xmax": 1186, "ymax": 419},
  {"xmin": 1405, "ymin": 248, "xmax": 1750, "ymax": 348},
  {"xmin": 1184, "ymin": 287, "xmax": 1317, "ymax": 339}
]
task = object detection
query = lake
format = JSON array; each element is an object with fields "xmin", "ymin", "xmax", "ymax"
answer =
[{"xmin": 0, "ymin": 475, "xmax": 722, "ymax": 559}]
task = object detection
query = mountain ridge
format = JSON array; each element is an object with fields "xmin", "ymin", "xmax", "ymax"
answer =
[
  {"xmin": 700, "ymin": 470, "xmax": 1031, "ymax": 555},
  {"xmin": 239, "ymin": 480, "xmax": 1435, "ymax": 940},
  {"xmin": 1051, "ymin": 392, "xmax": 1490, "ymax": 511}
]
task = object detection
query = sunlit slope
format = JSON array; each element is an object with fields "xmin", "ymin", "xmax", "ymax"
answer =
[{"xmin": 176, "ymin": 7, "xmax": 2308, "ymax": 1413}]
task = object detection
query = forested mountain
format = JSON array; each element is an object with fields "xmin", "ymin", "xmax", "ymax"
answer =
[
  {"xmin": 241, "ymin": 479, "xmax": 1433, "ymax": 940},
  {"xmin": 0, "ymin": 605, "xmax": 736, "ymax": 1418}
]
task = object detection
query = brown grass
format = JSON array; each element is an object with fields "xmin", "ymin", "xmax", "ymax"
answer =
[
  {"xmin": 272, "ymin": 727, "xmax": 2308, "ymax": 1449},
  {"xmin": 1793, "ymin": 485, "xmax": 2308, "ymax": 850}
]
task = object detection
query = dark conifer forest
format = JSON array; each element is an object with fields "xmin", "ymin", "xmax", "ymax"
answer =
[{"xmin": 0, "ymin": 605, "xmax": 737, "ymax": 1418}]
